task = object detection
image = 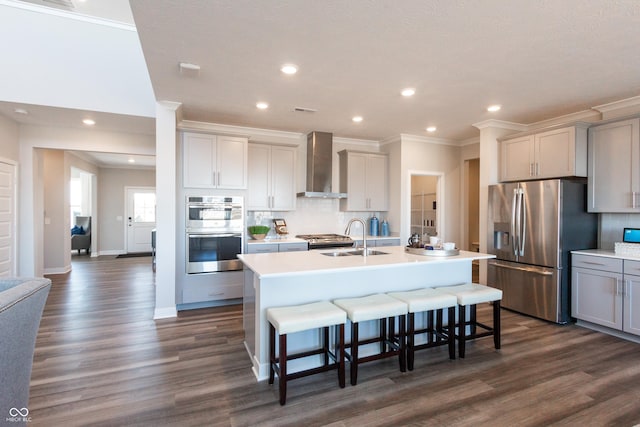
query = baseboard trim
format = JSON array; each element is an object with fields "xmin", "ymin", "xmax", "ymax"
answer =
[
  {"xmin": 154, "ymin": 306, "xmax": 178, "ymax": 319},
  {"xmin": 44, "ymin": 265, "xmax": 71, "ymax": 275}
]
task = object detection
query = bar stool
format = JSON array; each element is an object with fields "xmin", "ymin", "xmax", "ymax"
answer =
[
  {"xmin": 437, "ymin": 283, "xmax": 502, "ymax": 358},
  {"xmin": 267, "ymin": 301, "xmax": 347, "ymax": 405},
  {"xmin": 387, "ymin": 288, "xmax": 458, "ymax": 370},
  {"xmin": 333, "ymin": 294, "xmax": 407, "ymax": 386}
]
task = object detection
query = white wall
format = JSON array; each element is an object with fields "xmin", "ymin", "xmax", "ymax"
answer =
[{"xmin": 42, "ymin": 150, "xmax": 68, "ymax": 274}]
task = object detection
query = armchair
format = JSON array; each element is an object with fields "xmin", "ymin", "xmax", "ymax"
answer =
[
  {"xmin": 0, "ymin": 278, "xmax": 51, "ymax": 417},
  {"xmin": 71, "ymin": 216, "xmax": 91, "ymax": 255}
]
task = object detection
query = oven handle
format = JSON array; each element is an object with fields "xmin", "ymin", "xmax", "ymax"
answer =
[{"xmin": 188, "ymin": 233, "xmax": 242, "ymax": 238}]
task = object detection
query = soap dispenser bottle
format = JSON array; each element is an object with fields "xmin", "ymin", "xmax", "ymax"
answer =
[
  {"xmin": 381, "ymin": 219, "xmax": 389, "ymax": 236},
  {"xmin": 369, "ymin": 215, "xmax": 379, "ymax": 236}
]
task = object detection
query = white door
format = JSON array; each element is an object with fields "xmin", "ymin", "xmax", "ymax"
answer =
[
  {"xmin": 126, "ymin": 187, "xmax": 156, "ymax": 254},
  {"xmin": 0, "ymin": 160, "xmax": 16, "ymax": 276}
]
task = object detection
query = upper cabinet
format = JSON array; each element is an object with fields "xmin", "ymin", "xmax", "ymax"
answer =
[
  {"xmin": 499, "ymin": 124, "xmax": 588, "ymax": 182},
  {"xmin": 588, "ymin": 118, "xmax": 640, "ymax": 212},
  {"xmin": 246, "ymin": 143, "xmax": 296, "ymax": 211},
  {"xmin": 338, "ymin": 150, "xmax": 388, "ymax": 211},
  {"xmin": 183, "ymin": 132, "xmax": 248, "ymax": 189}
]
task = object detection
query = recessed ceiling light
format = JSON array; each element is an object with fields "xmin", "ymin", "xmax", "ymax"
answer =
[
  {"xmin": 128, "ymin": 158, "xmax": 135, "ymax": 164},
  {"xmin": 256, "ymin": 102, "xmax": 269, "ymax": 110},
  {"xmin": 352, "ymin": 116, "xmax": 363, "ymax": 123},
  {"xmin": 487, "ymin": 104, "xmax": 501, "ymax": 112},
  {"xmin": 401, "ymin": 88, "xmax": 416, "ymax": 97},
  {"xmin": 82, "ymin": 119, "xmax": 95, "ymax": 126},
  {"xmin": 426, "ymin": 126, "xmax": 437, "ymax": 132},
  {"xmin": 13, "ymin": 108, "xmax": 28, "ymax": 115},
  {"xmin": 281, "ymin": 64, "xmax": 298, "ymax": 75},
  {"xmin": 179, "ymin": 62, "xmax": 201, "ymax": 72}
]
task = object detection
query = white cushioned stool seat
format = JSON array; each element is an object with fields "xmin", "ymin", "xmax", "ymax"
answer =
[
  {"xmin": 333, "ymin": 293, "xmax": 408, "ymax": 385},
  {"xmin": 439, "ymin": 283, "xmax": 502, "ymax": 305},
  {"xmin": 333, "ymin": 293, "xmax": 407, "ymax": 323},
  {"xmin": 267, "ymin": 301, "xmax": 347, "ymax": 335},
  {"xmin": 388, "ymin": 288, "xmax": 457, "ymax": 313}
]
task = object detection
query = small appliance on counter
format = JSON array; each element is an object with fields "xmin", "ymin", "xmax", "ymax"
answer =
[
  {"xmin": 273, "ymin": 218, "xmax": 288, "ymax": 236},
  {"xmin": 614, "ymin": 227, "xmax": 640, "ymax": 256}
]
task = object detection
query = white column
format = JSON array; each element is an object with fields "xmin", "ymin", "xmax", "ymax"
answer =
[
  {"xmin": 473, "ymin": 120, "xmax": 526, "ymax": 284},
  {"xmin": 154, "ymin": 101, "xmax": 181, "ymax": 319}
]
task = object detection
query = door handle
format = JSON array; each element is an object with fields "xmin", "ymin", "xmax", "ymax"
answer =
[{"xmin": 489, "ymin": 261, "xmax": 553, "ymax": 276}]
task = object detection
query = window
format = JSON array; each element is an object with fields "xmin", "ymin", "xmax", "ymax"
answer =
[{"xmin": 133, "ymin": 192, "xmax": 156, "ymax": 223}]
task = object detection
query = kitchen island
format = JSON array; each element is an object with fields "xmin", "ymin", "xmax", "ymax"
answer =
[{"xmin": 238, "ymin": 246, "xmax": 495, "ymax": 380}]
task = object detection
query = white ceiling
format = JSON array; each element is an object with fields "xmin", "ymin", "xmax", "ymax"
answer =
[{"xmin": 130, "ymin": 0, "xmax": 640, "ymax": 142}]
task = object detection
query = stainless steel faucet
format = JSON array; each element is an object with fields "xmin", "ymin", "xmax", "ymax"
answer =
[{"xmin": 345, "ymin": 218, "xmax": 368, "ymax": 256}]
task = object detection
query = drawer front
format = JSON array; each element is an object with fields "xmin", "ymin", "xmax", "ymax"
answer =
[
  {"xmin": 572, "ymin": 254, "xmax": 622, "ymax": 273},
  {"xmin": 624, "ymin": 259, "xmax": 640, "ymax": 276},
  {"xmin": 279, "ymin": 242, "xmax": 308, "ymax": 252},
  {"xmin": 247, "ymin": 243, "xmax": 279, "ymax": 254},
  {"xmin": 182, "ymin": 282, "xmax": 242, "ymax": 304}
]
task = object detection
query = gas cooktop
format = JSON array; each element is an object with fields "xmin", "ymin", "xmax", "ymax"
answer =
[{"xmin": 296, "ymin": 234, "xmax": 354, "ymax": 249}]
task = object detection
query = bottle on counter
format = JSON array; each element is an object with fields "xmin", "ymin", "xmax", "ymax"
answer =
[
  {"xmin": 369, "ymin": 215, "xmax": 379, "ymax": 236},
  {"xmin": 381, "ymin": 219, "xmax": 389, "ymax": 236}
]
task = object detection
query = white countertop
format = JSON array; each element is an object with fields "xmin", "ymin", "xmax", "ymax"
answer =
[
  {"xmin": 238, "ymin": 245, "xmax": 494, "ymax": 278},
  {"xmin": 572, "ymin": 249, "xmax": 640, "ymax": 261}
]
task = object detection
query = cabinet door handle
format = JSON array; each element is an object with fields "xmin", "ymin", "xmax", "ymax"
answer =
[
  {"xmin": 616, "ymin": 280, "xmax": 623, "ymax": 296},
  {"xmin": 529, "ymin": 163, "xmax": 533, "ymax": 176},
  {"xmin": 535, "ymin": 162, "xmax": 540, "ymax": 176},
  {"xmin": 633, "ymin": 191, "xmax": 637, "ymax": 209},
  {"xmin": 217, "ymin": 172, "xmax": 221, "ymax": 186}
]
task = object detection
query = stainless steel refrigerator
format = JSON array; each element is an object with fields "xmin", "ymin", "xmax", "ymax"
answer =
[{"xmin": 487, "ymin": 179, "xmax": 597, "ymax": 324}]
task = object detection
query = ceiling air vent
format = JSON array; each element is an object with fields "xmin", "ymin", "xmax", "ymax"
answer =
[{"xmin": 293, "ymin": 107, "xmax": 318, "ymax": 113}]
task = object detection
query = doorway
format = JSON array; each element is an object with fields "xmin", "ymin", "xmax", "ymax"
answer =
[
  {"xmin": 408, "ymin": 172, "xmax": 443, "ymax": 244},
  {"xmin": 125, "ymin": 187, "xmax": 156, "ymax": 254}
]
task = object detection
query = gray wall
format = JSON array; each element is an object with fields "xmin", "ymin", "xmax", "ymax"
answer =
[
  {"xmin": 42, "ymin": 150, "xmax": 67, "ymax": 272},
  {"xmin": 98, "ymin": 167, "xmax": 155, "ymax": 253}
]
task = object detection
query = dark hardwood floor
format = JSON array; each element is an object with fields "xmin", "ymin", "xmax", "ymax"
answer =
[{"xmin": 28, "ymin": 255, "xmax": 640, "ymax": 426}]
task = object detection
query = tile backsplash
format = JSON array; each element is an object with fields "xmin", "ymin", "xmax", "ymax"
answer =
[{"xmin": 246, "ymin": 197, "xmax": 391, "ymax": 238}]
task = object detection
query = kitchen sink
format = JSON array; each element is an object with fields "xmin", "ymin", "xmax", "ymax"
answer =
[{"xmin": 320, "ymin": 249, "xmax": 389, "ymax": 257}]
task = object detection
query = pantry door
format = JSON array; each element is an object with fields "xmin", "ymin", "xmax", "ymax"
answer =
[{"xmin": 0, "ymin": 160, "xmax": 17, "ymax": 276}]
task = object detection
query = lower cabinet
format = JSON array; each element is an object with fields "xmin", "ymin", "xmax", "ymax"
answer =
[
  {"xmin": 181, "ymin": 271, "xmax": 243, "ymax": 304},
  {"xmin": 247, "ymin": 242, "xmax": 308, "ymax": 254},
  {"xmin": 571, "ymin": 254, "xmax": 640, "ymax": 336}
]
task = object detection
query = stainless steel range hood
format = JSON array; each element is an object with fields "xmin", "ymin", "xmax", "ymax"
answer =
[{"xmin": 297, "ymin": 131, "xmax": 347, "ymax": 198}]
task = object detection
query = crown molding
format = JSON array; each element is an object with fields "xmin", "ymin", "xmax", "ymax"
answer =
[
  {"xmin": 399, "ymin": 133, "xmax": 459, "ymax": 146},
  {"xmin": 333, "ymin": 136, "xmax": 379, "ymax": 147},
  {"xmin": 592, "ymin": 95, "xmax": 640, "ymax": 113},
  {"xmin": 472, "ymin": 119, "xmax": 527, "ymax": 132},
  {"xmin": 178, "ymin": 120, "xmax": 303, "ymax": 143}
]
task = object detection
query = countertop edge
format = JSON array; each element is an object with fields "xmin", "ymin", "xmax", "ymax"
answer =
[{"xmin": 571, "ymin": 249, "xmax": 640, "ymax": 261}]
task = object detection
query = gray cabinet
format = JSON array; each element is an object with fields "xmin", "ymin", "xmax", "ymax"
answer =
[
  {"xmin": 246, "ymin": 242, "xmax": 308, "ymax": 254},
  {"xmin": 499, "ymin": 124, "xmax": 588, "ymax": 182},
  {"xmin": 587, "ymin": 118, "xmax": 640, "ymax": 212},
  {"xmin": 572, "ymin": 254, "xmax": 640, "ymax": 336}
]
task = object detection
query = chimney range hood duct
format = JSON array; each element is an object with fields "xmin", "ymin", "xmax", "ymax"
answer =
[{"xmin": 297, "ymin": 131, "xmax": 347, "ymax": 198}]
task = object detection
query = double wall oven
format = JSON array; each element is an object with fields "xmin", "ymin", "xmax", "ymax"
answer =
[{"xmin": 186, "ymin": 196, "xmax": 243, "ymax": 274}]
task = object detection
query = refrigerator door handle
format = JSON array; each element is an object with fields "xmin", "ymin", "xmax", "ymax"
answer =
[
  {"xmin": 519, "ymin": 188, "xmax": 526, "ymax": 256},
  {"xmin": 511, "ymin": 188, "xmax": 518, "ymax": 256},
  {"xmin": 489, "ymin": 260, "xmax": 554, "ymax": 276}
]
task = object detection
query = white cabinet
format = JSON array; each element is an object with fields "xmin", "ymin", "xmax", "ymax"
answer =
[
  {"xmin": 572, "ymin": 254, "xmax": 640, "ymax": 336},
  {"xmin": 183, "ymin": 132, "xmax": 248, "ymax": 189},
  {"xmin": 587, "ymin": 118, "xmax": 640, "ymax": 212},
  {"xmin": 499, "ymin": 124, "xmax": 588, "ymax": 182},
  {"xmin": 181, "ymin": 271, "xmax": 243, "ymax": 304},
  {"xmin": 247, "ymin": 143, "xmax": 296, "ymax": 211},
  {"xmin": 338, "ymin": 150, "xmax": 388, "ymax": 211}
]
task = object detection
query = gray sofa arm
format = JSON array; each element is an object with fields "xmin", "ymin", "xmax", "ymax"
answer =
[{"xmin": 0, "ymin": 278, "xmax": 51, "ymax": 419}]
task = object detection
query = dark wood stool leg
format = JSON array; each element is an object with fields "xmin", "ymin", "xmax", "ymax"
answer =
[
  {"xmin": 459, "ymin": 304, "xmax": 466, "ymax": 358},
  {"xmin": 493, "ymin": 300, "xmax": 501, "ymax": 349},
  {"xmin": 470, "ymin": 304, "xmax": 477, "ymax": 336},
  {"xmin": 338, "ymin": 324, "xmax": 346, "ymax": 388},
  {"xmin": 407, "ymin": 312, "xmax": 415, "ymax": 371},
  {"xmin": 278, "ymin": 333, "xmax": 287, "ymax": 405},
  {"xmin": 269, "ymin": 323, "xmax": 276, "ymax": 384},
  {"xmin": 388, "ymin": 316, "xmax": 396, "ymax": 355},
  {"xmin": 399, "ymin": 314, "xmax": 406, "ymax": 372},
  {"xmin": 323, "ymin": 326, "xmax": 330, "ymax": 366},
  {"xmin": 447, "ymin": 306, "xmax": 456, "ymax": 360},
  {"xmin": 380, "ymin": 318, "xmax": 387, "ymax": 353},
  {"xmin": 351, "ymin": 322, "xmax": 359, "ymax": 386},
  {"xmin": 428, "ymin": 310, "xmax": 435, "ymax": 344}
]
